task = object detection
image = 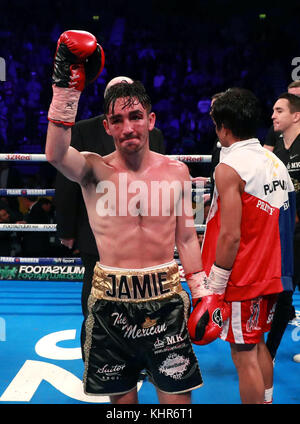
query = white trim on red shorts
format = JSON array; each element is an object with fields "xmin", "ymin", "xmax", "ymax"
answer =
[{"xmin": 221, "ymin": 302, "xmax": 245, "ymax": 344}]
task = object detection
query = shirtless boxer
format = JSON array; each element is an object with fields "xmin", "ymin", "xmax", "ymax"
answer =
[
  {"xmin": 200, "ymin": 88, "xmax": 296, "ymax": 404},
  {"xmin": 45, "ymin": 30, "xmax": 219, "ymax": 404}
]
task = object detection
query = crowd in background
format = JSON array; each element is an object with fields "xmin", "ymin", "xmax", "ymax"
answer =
[{"xmin": 0, "ymin": 0, "xmax": 299, "ymax": 256}]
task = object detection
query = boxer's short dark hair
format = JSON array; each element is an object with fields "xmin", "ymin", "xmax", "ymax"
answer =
[{"xmin": 104, "ymin": 80, "xmax": 152, "ymax": 115}]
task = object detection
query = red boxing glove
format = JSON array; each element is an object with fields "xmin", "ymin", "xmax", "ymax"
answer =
[
  {"xmin": 48, "ymin": 30, "xmax": 105, "ymax": 126},
  {"xmin": 188, "ymin": 294, "xmax": 230, "ymax": 345},
  {"xmin": 52, "ymin": 30, "xmax": 105, "ymax": 90}
]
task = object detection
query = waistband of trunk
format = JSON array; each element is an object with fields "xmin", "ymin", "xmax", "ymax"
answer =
[{"xmin": 91, "ymin": 260, "xmax": 182, "ymax": 302}]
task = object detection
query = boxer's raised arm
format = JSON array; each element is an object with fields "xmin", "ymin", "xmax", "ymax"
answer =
[
  {"xmin": 46, "ymin": 122, "xmax": 91, "ymax": 183},
  {"xmin": 45, "ymin": 30, "xmax": 105, "ymax": 183}
]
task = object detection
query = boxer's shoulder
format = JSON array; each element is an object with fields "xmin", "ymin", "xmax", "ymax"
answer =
[{"xmin": 151, "ymin": 151, "xmax": 188, "ymax": 171}]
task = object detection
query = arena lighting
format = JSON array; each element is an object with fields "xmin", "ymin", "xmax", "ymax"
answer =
[
  {"xmin": 259, "ymin": 13, "xmax": 266, "ymax": 19},
  {"xmin": 92, "ymin": 15, "xmax": 100, "ymax": 21}
]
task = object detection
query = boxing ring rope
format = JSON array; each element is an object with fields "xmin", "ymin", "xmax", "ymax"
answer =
[
  {"xmin": 0, "ymin": 223, "xmax": 57, "ymax": 231},
  {"xmin": 0, "ymin": 153, "xmax": 210, "ymax": 274},
  {"xmin": 0, "ymin": 188, "xmax": 210, "ymax": 197},
  {"xmin": 0, "ymin": 189, "xmax": 56, "ymax": 196},
  {"xmin": 0, "ymin": 153, "xmax": 212, "ymax": 163},
  {"xmin": 0, "ymin": 223, "xmax": 207, "ymax": 232}
]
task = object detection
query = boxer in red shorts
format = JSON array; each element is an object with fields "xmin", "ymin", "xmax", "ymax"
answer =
[{"xmin": 202, "ymin": 88, "xmax": 296, "ymax": 404}]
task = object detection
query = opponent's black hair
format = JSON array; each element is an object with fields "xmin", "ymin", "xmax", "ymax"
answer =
[
  {"xmin": 103, "ymin": 80, "xmax": 152, "ymax": 115},
  {"xmin": 210, "ymin": 87, "xmax": 261, "ymax": 139}
]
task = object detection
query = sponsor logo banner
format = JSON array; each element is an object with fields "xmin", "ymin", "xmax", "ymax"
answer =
[{"xmin": 0, "ymin": 264, "xmax": 84, "ymax": 281}]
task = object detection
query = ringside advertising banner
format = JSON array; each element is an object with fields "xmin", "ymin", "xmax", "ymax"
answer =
[{"xmin": 0, "ymin": 257, "xmax": 84, "ymax": 281}]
